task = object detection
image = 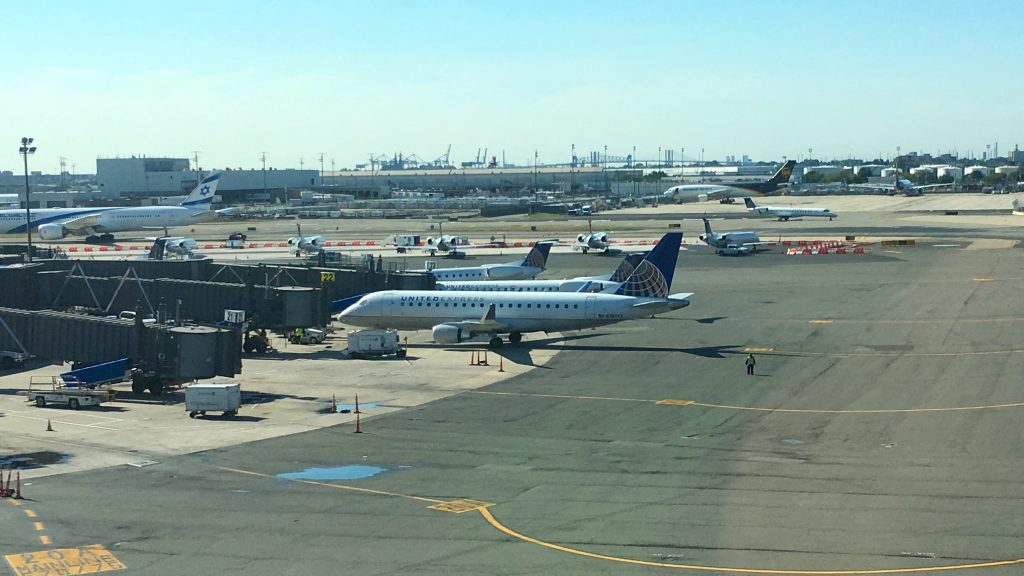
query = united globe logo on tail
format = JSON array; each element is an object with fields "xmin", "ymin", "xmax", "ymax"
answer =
[
  {"xmin": 608, "ymin": 253, "xmax": 645, "ymax": 283},
  {"xmin": 522, "ymin": 242, "xmax": 553, "ymax": 269},
  {"xmin": 613, "ymin": 233, "xmax": 682, "ymax": 298}
]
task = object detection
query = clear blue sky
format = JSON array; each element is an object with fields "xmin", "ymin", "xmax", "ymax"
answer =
[{"xmin": 5, "ymin": 0, "xmax": 1023, "ymax": 173}]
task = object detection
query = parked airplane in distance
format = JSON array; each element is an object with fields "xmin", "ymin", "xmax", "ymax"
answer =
[
  {"xmin": 0, "ymin": 173, "xmax": 224, "ymax": 243},
  {"xmin": 417, "ymin": 242, "xmax": 553, "ymax": 281},
  {"xmin": 287, "ymin": 223, "xmax": 325, "ymax": 255},
  {"xmin": 422, "ymin": 234, "xmax": 470, "ymax": 256},
  {"xmin": 743, "ymin": 197, "xmax": 837, "ymax": 221},
  {"xmin": 663, "ymin": 160, "xmax": 796, "ymax": 203},
  {"xmin": 699, "ymin": 219, "xmax": 763, "ymax": 251},
  {"xmin": 339, "ymin": 233, "xmax": 690, "ymax": 348},
  {"xmin": 436, "ymin": 252, "xmax": 646, "ymax": 293},
  {"xmin": 573, "ymin": 220, "xmax": 611, "ymax": 254}
]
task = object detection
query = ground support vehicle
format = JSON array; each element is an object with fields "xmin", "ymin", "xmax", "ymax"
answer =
[{"xmin": 20, "ymin": 376, "xmax": 113, "ymax": 409}]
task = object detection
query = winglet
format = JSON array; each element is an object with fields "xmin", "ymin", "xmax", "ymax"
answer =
[
  {"xmin": 521, "ymin": 242, "xmax": 553, "ymax": 269},
  {"xmin": 614, "ymin": 232, "xmax": 682, "ymax": 297},
  {"xmin": 180, "ymin": 173, "xmax": 221, "ymax": 207},
  {"xmin": 743, "ymin": 197, "xmax": 757, "ymax": 209},
  {"xmin": 480, "ymin": 303, "xmax": 497, "ymax": 323}
]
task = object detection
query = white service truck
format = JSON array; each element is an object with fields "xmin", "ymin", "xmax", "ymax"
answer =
[
  {"xmin": 185, "ymin": 383, "xmax": 241, "ymax": 418},
  {"xmin": 346, "ymin": 329, "xmax": 407, "ymax": 359}
]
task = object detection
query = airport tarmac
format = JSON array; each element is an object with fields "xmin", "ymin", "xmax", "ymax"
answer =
[{"xmin": 4, "ymin": 222, "xmax": 1024, "ymax": 575}]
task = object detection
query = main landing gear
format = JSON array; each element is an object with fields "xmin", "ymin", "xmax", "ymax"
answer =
[
  {"xmin": 488, "ymin": 332, "xmax": 523, "ymax": 349},
  {"xmin": 85, "ymin": 234, "xmax": 115, "ymax": 244}
]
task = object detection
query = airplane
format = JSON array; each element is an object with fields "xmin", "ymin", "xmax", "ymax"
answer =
[
  {"xmin": 699, "ymin": 219, "xmax": 764, "ymax": 251},
  {"xmin": 0, "ymin": 173, "xmax": 224, "ymax": 243},
  {"xmin": 572, "ymin": 220, "xmax": 611, "ymax": 254},
  {"xmin": 662, "ymin": 160, "xmax": 796, "ymax": 203},
  {"xmin": 436, "ymin": 252, "xmax": 646, "ymax": 293},
  {"xmin": 339, "ymin": 232, "xmax": 690, "ymax": 349},
  {"xmin": 743, "ymin": 197, "xmax": 837, "ymax": 221},
  {"xmin": 287, "ymin": 223, "xmax": 325, "ymax": 256},
  {"xmin": 417, "ymin": 241, "xmax": 554, "ymax": 281},
  {"xmin": 147, "ymin": 236, "xmax": 199, "ymax": 260},
  {"xmin": 422, "ymin": 234, "xmax": 470, "ymax": 256}
]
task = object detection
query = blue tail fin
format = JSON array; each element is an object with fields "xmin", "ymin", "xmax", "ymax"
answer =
[
  {"xmin": 608, "ymin": 252, "xmax": 646, "ymax": 283},
  {"xmin": 521, "ymin": 241, "xmax": 552, "ymax": 269},
  {"xmin": 614, "ymin": 233, "xmax": 681, "ymax": 297},
  {"xmin": 180, "ymin": 173, "xmax": 221, "ymax": 208},
  {"xmin": 743, "ymin": 197, "xmax": 757, "ymax": 209}
]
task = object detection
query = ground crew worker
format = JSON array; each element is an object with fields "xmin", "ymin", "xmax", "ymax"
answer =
[
  {"xmin": 745, "ymin": 353, "xmax": 756, "ymax": 375},
  {"xmin": 294, "ymin": 327, "xmax": 303, "ymax": 341}
]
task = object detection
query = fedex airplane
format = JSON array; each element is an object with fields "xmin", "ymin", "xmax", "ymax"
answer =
[
  {"xmin": 0, "ymin": 174, "xmax": 225, "ymax": 243},
  {"xmin": 339, "ymin": 233, "xmax": 690, "ymax": 348},
  {"xmin": 743, "ymin": 197, "xmax": 837, "ymax": 221},
  {"xmin": 436, "ymin": 252, "xmax": 646, "ymax": 294},
  {"xmin": 417, "ymin": 242, "xmax": 553, "ymax": 281}
]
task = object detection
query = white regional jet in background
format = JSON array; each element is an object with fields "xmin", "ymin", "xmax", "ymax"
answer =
[
  {"xmin": 422, "ymin": 234, "xmax": 470, "ymax": 256},
  {"xmin": 146, "ymin": 236, "xmax": 199, "ymax": 260},
  {"xmin": 573, "ymin": 220, "xmax": 611, "ymax": 254},
  {"xmin": 416, "ymin": 242, "xmax": 554, "ymax": 281},
  {"xmin": 743, "ymin": 197, "xmax": 837, "ymax": 221},
  {"xmin": 699, "ymin": 219, "xmax": 763, "ymax": 250},
  {"xmin": 339, "ymin": 232, "xmax": 690, "ymax": 348},
  {"xmin": 287, "ymin": 223, "xmax": 325, "ymax": 256},
  {"xmin": 436, "ymin": 252, "xmax": 646, "ymax": 293},
  {"xmin": 0, "ymin": 174, "xmax": 224, "ymax": 243}
]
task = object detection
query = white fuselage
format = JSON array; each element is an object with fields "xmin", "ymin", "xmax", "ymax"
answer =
[
  {"xmin": 703, "ymin": 231, "xmax": 760, "ymax": 249},
  {"xmin": 426, "ymin": 264, "xmax": 543, "ymax": 281},
  {"xmin": 340, "ymin": 290, "xmax": 674, "ymax": 334},
  {"xmin": 435, "ymin": 278, "xmax": 614, "ymax": 293},
  {"xmin": 748, "ymin": 206, "xmax": 836, "ymax": 220},
  {"xmin": 663, "ymin": 185, "xmax": 733, "ymax": 202},
  {"xmin": 0, "ymin": 205, "xmax": 209, "ymax": 235}
]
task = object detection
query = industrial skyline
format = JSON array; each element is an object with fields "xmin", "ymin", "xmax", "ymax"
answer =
[{"xmin": 5, "ymin": 0, "xmax": 1023, "ymax": 173}]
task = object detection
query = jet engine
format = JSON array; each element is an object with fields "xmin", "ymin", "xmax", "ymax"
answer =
[
  {"xmin": 164, "ymin": 238, "xmax": 197, "ymax": 256},
  {"xmin": 37, "ymin": 223, "xmax": 69, "ymax": 240},
  {"xmin": 432, "ymin": 324, "xmax": 470, "ymax": 344}
]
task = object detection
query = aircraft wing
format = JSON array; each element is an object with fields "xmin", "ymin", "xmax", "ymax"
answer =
[
  {"xmin": 59, "ymin": 213, "xmax": 104, "ymax": 233},
  {"xmin": 445, "ymin": 304, "xmax": 508, "ymax": 333}
]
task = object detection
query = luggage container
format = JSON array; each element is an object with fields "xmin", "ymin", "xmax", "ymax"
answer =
[{"xmin": 185, "ymin": 382, "xmax": 241, "ymax": 418}]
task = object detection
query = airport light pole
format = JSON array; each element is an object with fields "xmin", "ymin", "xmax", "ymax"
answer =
[
  {"xmin": 19, "ymin": 137, "xmax": 37, "ymax": 262},
  {"xmin": 260, "ymin": 152, "xmax": 268, "ymax": 199},
  {"xmin": 318, "ymin": 152, "xmax": 325, "ymax": 187}
]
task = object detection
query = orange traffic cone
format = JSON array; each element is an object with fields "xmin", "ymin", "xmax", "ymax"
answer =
[
  {"xmin": 15, "ymin": 471, "xmax": 21, "ymax": 499},
  {"xmin": 331, "ymin": 393, "xmax": 337, "ymax": 412},
  {"xmin": 479, "ymin": 350, "xmax": 488, "ymax": 366},
  {"xmin": 46, "ymin": 419, "xmax": 53, "ymax": 432},
  {"xmin": 354, "ymin": 394, "xmax": 361, "ymax": 414},
  {"xmin": 354, "ymin": 411, "xmax": 362, "ymax": 434},
  {"xmin": 498, "ymin": 356, "xmax": 505, "ymax": 372},
  {"xmin": 469, "ymin": 351, "xmax": 477, "ymax": 366}
]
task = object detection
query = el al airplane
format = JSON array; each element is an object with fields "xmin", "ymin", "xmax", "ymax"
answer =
[
  {"xmin": 663, "ymin": 160, "xmax": 796, "ymax": 203},
  {"xmin": 0, "ymin": 174, "xmax": 225, "ymax": 242},
  {"xmin": 416, "ymin": 241, "xmax": 554, "ymax": 281},
  {"xmin": 699, "ymin": 218, "xmax": 764, "ymax": 250},
  {"xmin": 339, "ymin": 232, "xmax": 690, "ymax": 348},
  {"xmin": 743, "ymin": 197, "xmax": 837, "ymax": 221},
  {"xmin": 436, "ymin": 252, "xmax": 646, "ymax": 293},
  {"xmin": 287, "ymin": 223, "xmax": 325, "ymax": 256}
]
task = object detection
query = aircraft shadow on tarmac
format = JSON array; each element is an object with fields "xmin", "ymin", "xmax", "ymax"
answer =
[{"xmin": 420, "ymin": 332, "xmax": 745, "ymax": 363}]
